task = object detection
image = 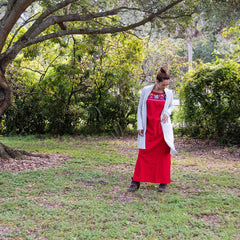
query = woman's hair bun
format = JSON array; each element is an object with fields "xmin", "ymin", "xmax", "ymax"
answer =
[
  {"xmin": 156, "ymin": 66, "xmax": 170, "ymax": 82},
  {"xmin": 160, "ymin": 66, "xmax": 167, "ymax": 74}
]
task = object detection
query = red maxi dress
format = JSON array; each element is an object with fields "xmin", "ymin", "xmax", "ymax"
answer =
[{"xmin": 132, "ymin": 91, "xmax": 171, "ymax": 184}]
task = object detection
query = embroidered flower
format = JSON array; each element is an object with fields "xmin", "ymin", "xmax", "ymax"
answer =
[{"xmin": 148, "ymin": 91, "xmax": 166, "ymax": 101}]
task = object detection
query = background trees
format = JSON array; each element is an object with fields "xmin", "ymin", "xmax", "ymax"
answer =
[
  {"xmin": 0, "ymin": 0, "xmax": 188, "ymax": 117},
  {"xmin": 0, "ymin": 0, "xmax": 239, "ymax": 144},
  {"xmin": 5, "ymin": 33, "xmax": 144, "ymax": 135}
]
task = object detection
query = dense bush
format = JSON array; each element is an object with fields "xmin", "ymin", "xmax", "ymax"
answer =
[{"xmin": 179, "ymin": 59, "xmax": 240, "ymax": 144}]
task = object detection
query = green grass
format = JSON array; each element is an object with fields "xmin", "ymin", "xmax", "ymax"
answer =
[{"xmin": 0, "ymin": 135, "xmax": 239, "ymax": 239}]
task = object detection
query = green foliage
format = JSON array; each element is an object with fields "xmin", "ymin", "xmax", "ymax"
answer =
[
  {"xmin": 5, "ymin": 61, "xmax": 46, "ymax": 134},
  {"xmin": 5, "ymin": 94, "xmax": 46, "ymax": 135},
  {"xmin": 222, "ymin": 24, "xmax": 240, "ymax": 60},
  {"xmin": 4, "ymin": 33, "xmax": 143, "ymax": 135},
  {"xmin": 142, "ymin": 38, "xmax": 187, "ymax": 88},
  {"xmin": 179, "ymin": 58, "xmax": 240, "ymax": 144},
  {"xmin": 0, "ymin": 120, "xmax": 6, "ymax": 139},
  {"xmin": 193, "ymin": 26, "xmax": 240, "ymax": 63},
  {"xmin": 193, "ymin": 34, "xmax": 221, "ymax": 63},
  {"xmin": 73, "ymin": 33, "xmax": 143, "ymax": 135}
]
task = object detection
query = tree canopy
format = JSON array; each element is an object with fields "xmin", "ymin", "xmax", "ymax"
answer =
[
  {"xmin": 0, "ymin": 0, "xmax": 239, "ymax": 127},
  {"xmin": 0, "ymin": 0, "xmax": 192, "ymax": 116}
]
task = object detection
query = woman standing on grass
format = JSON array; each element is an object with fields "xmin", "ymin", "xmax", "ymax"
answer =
[{"xmin": 128, "ymin": 66, "xmax": 176, "ymax": 192}]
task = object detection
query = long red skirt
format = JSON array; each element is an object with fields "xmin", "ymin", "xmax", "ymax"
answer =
[{"xmin": 133, "ymin": 97, "xmax": 171, "ymax": 184}]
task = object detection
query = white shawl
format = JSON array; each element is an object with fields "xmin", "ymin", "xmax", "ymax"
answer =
[{"xmin": 137, "ymin": 84, "xmax": 176, "ymax": 154}]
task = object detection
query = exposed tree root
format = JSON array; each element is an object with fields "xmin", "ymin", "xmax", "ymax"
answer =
[{"xmin": 0, "ymin": 142, "xmax": 48, "ymax": 160}]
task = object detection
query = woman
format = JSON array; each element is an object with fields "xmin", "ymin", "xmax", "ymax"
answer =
[{"xmin": 128, "ymin": 66, "xmax": 176, "ymax": 192}]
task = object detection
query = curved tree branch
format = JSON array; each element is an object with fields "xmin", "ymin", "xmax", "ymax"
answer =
[
  {"xmin": 26, "ymin": 0, "xmax": 184, "ymax": 45},
  {"xmin": 29, "ymin": 0, "xmax": 184, "ymax": 40},
  {"xmin": 28, "ymin": 6, "xmax": 128, "ymax": 39},
  {"xmin": 6, "ymin": 13, "xmax": 39, "ymax": 50},
  {"xmin": 22, "ymin": 0, "xmax": 79, "ymax": 40},
  {"xmin": 0, "ymin": 0, "xmax": 34, "ymax": 52},
  {"xmin": 158, "ymin": 13, "xmax": 194, "ymax": 19},
  {"xmin": 0, "ymin": 0, "xmax": 184, "ymax": 70}
]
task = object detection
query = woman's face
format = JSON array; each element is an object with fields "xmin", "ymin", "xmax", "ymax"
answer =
[{"xmin": 155, "ymin": 79, "xmax": 170, "ymax": 92}]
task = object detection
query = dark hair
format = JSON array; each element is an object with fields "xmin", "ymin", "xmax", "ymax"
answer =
[{"xmin": 156, "ymin": 66, "xmax": 170, "ymax": 82}]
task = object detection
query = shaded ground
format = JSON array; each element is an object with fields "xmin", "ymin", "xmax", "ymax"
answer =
[
  {"xmin": 0, "ymin": 137, "xmax": 239, "ymax": 172},
  {"xmin": 175, "ymin": 138, "xmax": 240, "ymax": 161},
  {"xmin": 0, "ymin": 154, "xmax": 70, "ymax": 172}
]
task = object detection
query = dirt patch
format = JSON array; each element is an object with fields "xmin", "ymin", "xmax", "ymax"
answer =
[
  {"xmin": 196, "ymin": 214, "xmax": 222, "ymax": 226},
  {"xmin": 95, "ymin": 137, "xmax": 240, "ymax": 162},
  {"xmin": 175, "ymin": 138, "xmax": 240, "ymax": 161},
  {"xmin": 0, "ymin": 137, "xmax": 239, "ymax": 173},
  {"xmin": 77, "ymin": 180, "xmax": 107, "ymax": 187},
  {"xmin": 0, "ymin": 226, "xmax": 11, "ymax": 235},
  {"xmin": 0, "ymin": 153, "xmax": 70, "ymax": 173}
]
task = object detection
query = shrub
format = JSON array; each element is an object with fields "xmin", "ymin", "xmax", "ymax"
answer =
[{"xmin": 179, "ymin": 59, "xmax": 240, "ymax": 144}]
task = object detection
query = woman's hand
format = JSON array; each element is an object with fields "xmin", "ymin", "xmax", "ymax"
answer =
[
  {"xmin": 138, "ymin": 129, "xmax": 144, "ymax": 136},
  {"xmin": 162, "ymin": 114, "xmax": 168, "ymax": 124}
]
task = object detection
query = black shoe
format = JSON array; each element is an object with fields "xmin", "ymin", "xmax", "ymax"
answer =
[
  {"xmin": 127, "ymin": 180, "xmax": 140, "ymax": 192},
  {"xmin": 158, "ymin": 184, "xmax": 167, "ymax": 192}
]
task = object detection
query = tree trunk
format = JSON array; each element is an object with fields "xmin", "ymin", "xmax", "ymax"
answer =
[
  {"xmin": 0, "ymin": 68, "xmax": 16, "ymax": 159},
  {"xmin": 0, "ymin": 68, "xmax": 12, "ymax": 116},
  {"xmin": 0, "ymin": 142, "xmax": 25, "ymax": 159},
  {"xmin": 0, "ymin": 68, "xmax": 44, "ymax": 160}
]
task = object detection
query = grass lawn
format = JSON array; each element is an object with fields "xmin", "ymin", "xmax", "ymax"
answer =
[{"xmin": 0, "ymin": 135, "xmax": 239, "ymax": 239}]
